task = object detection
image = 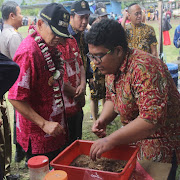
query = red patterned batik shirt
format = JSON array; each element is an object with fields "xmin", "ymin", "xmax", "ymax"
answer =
[
  {"xmin": 57, "ymin": 38, "xmax": 83, "ymax": 118},
  {"xmin": 8, "ymin": 31, "xmax": 67, "ymax": 154},
  {"xmin": 106, "ymin": 48, "xmax": 180, "ymax": 163}
]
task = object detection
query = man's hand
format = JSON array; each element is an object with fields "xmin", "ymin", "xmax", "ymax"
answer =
[
  {"xmin": 74, "ymin": 84, "xmax": 85, "ymax": 98},
  {"xmin": 122, "ymin": 10, "xmax": 128, "ymax": 21},
  {"xmin": 41, "ymin": 121, "xmax": 66, "ymax": 137},
  {"xmin": 92, "ymin": 119, "xmax": 107, "ymax": 138},
  {"xmin": 90, "ymin": 137, "xmax": 114, "ymax": 161},
  {"xmin": 63, "ymin": 82, "xmax": 76, "ymax": 97}
]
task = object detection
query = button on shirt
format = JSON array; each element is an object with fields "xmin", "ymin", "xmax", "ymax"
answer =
[{"xmin": 0, "ymin": 24, "xmax": 23, "ymax": 59}]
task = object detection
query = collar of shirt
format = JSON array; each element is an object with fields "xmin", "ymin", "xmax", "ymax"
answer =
[
  {"xmin": 3, "ymin": 24, "xmax": 15, "ymax": 30},
  {"xmin": 119, "ymin": 48, "xmax": 132, "ymax": 74},
  {"xmin": 68, "ymin": 24, "xmax": 78, "ymax": 36},
  {"xmin": 130, "ymin": 22, "xmax": 144, "ymax": 28}
]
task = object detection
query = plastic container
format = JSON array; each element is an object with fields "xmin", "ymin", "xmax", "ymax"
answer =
[
  {"xmin": 166, "ymin": 63, "xmax": 178, "ymax": 87},
  {"xmin": 44, "ymin": 170, "xmax": 68, "ymax": 180},
  {"xmin": 50, "ymin": 140, "xmax": 139, "ymax": 180},
  {"xmin": 28, "ymin": 155, "xmax": 49, "ymax": 180}
]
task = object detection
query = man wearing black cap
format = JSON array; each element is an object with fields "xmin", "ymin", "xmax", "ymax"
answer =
[
  {"xmin": 95, "ymin": 8, "xmax": 109, "ymax": 19},
  {"xmin": 8, "ymin": 3, "xmax": 71, "ymax": 162},
  {"xmin": 68, "ymin": 0, "xmax": 93, "ymax": 142},
  {"xmin": 69, "ymin": 0, "xmax": 93, "ymax": 81}
]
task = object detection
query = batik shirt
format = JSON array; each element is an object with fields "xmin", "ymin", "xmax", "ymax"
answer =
[
  {"xmin": 57, "ymin": 38, "xmax": 83, "ymax": 117},
  {"xmin": 8, "ymin": 30, "xmax": 67, "ymax": 154},
  {"xmin": 68, "ymin": 25, "xmax": 93, "ymax": 80},
  {"xmin": 106, "ymin": 48, "xmax": 180, "ymax": 163},
  {"xmin": 125, "ymin": 23, "xmax": 157, "ymax": 54}
]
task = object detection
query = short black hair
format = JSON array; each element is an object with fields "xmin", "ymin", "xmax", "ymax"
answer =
[
  {"xmin": 1, "ymin": 1, "xmax": 18, "ymax": 20},
  {"xmin": 85, "ymin": 18, "xmax": 128, "ymax": 52}
]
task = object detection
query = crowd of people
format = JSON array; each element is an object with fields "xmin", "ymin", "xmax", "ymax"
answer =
[{"xmin": 0, "ymin": 1, "xmax": 180, "ymax": 180}]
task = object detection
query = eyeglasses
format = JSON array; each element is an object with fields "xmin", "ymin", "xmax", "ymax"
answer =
[
  {"xmin": 86, "ymin": 50, "xmax": 111, "ymax": 64},
  {"xmin": 134, "ymin": 11, "xmax": 142, "ymax": 16}
]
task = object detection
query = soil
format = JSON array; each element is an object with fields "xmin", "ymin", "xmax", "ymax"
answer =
[{"xmin": 70, "ymin": 155, "xmax": 127, "ymax": 173}]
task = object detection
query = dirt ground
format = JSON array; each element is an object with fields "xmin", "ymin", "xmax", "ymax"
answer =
[{"xmin": 70, "ymin": 155, "xmax": 127, "ymax": 173}]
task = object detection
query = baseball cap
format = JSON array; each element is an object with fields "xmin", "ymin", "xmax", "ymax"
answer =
[
  {"xmin": 95, "ymin": 8, "xmax": 109, "ymax": 17},
  {"xmin": 95, "ymin": 2, "xmax": 106, "ymax": 10},
  {"xmin": 40, "ymin": 3, "xmax": 72, "ymax": 38},
  {"xmin": 70, "ymin": 0, "xmax": 92, "ymax": 15}
]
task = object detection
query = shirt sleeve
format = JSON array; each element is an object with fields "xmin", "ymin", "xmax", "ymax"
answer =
[
  {"xmin": 132, "ymin": 61, "xmax": 168, "ymax": 125},
  {"xmin": 148, "ymin": 26, "xmax": 158, "ymax": 47},
  {"xmin": 8, "ymin": 34, "xmax": 22, "ymax": 59},
  {"xmin": 8, "ymin": 50, "xmax": 37, "ymax": 102}
]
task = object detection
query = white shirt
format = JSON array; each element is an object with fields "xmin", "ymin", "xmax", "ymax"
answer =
[{"xmin": 0, "ymin": 24, "xmax": 23, "ymax": 59}]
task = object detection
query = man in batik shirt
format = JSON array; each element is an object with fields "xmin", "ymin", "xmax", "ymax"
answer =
[
  {"xmin": 86, "ymin": 19, "xmax": 180, "ymax": 179},
  {"xmin": 57, "ymin": 38, "xmax": 86, "ymax": 145},
  {"xmin": 8, "ymin": 3, "xmax": 72, "ymax": 161},
  {"xmin": 121, "ymin": 3, "xmax": 158, "ymax": 57}
]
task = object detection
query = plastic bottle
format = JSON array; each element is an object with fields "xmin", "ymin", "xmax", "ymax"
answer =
[
  {"xmin": 44, "ymin": 170, "xmax": 68, "ymax": 180},
  {"xmin": 28, "ymin": 155, "xmax": 49, "ymax": 180}
]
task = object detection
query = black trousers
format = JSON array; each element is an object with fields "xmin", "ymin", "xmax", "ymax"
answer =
[{"xmin": 67, "ymin": 110, "xmax": 84, "ymax": 146}]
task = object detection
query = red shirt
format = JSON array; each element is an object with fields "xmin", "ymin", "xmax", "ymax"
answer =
[
  {"xmin": 57, "ymin": 38, "xmax": 83, "ymax": 117},
  {"xmin": 8, "ymin": 31, "xmax": 67, "ymax": 154},
  {"xmin": 106, "ymin": 48, "xmax": 180, "ymax": 163}
]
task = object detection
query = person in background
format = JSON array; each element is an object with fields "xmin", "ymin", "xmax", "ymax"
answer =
[
  {"xmin": 95, "ymin": 7, "xmax": 109, "ymax": 20},
  {"xmin": 0, "ymin": 53, "xmax": 20, "ymax": 180},
  {"xmin": 173, "ymin": 24, "xmax": 180, "ymax": 60},
  {"xmin": 86, "ymin": 19, "xmax": 180, "ymax": 180},
  {"xmin": 95, "ymin": 2, "xmax": 106, "ymax": 10},
  {"xmin": 118, "ymin": 8, "xmax": 130, "ymax": 24},
  {"xmin": 166, "ymin": 9, "xmax": 171, "ymax": 23},
  {"xmin": 68, "ymin": 0, "xmax": 93, "ymax": 138},
  {"xmin": 87, "ymin": 8, "xmax": 108, "ymax": 122},
  {"xmin": 173, "ymin": 24, "xmax": 180, "ymax": 48},
  {"xmin": 8, "ymin": 3, "xmax": 71, "ymax": 163},
  {"xmin": 147, "ymin": 11, "xmax": 151, "ymax": 21},
  {"xmin": 0, "ymin": 1, "xmax": 23, "ymax": 179},
  {"xmin": 121, "ymin": 3, "xmax": 158, "ymax": 57},
  {"xmin": 0, "ymin": 1, "xmax": 23, "ymax": 59},
  {"xmin": 162, "ymin": 14, "xmax": 172, "ymax": 46}
]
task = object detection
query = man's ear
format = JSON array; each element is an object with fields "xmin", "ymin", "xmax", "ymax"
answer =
[
  {"xmin": 128, "ymin": 13, "xmax": 131, "ymax": 21},
  {"xmin": 70, "ymin": 15, "xmax": 74, "ymax": 23},
  {"xmin": 37, "ymin": 19, "xmax": 44, "ymax": 31},
  {"xmin": 9, "ymin": 12, "xmax": 15, "ymax": 20},
  {"xmin": 116, "ymin": 46, "xmax": 123, "ymax": 57}
]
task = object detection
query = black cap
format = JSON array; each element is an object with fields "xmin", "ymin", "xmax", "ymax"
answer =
[
  {"xmin": 95, "ymin": 8, "xmax": 109, "ymax": 17},
  {"xmin": 71, "ymin": 0, "xmax": 92, "ymax": 15},
  {"xmin": 40, "ymin": 3, "xmax": 72, "ymax": 38},
  {"xmin": 95, "ymin": 2, "xmax": 106, "ymax": 10}
]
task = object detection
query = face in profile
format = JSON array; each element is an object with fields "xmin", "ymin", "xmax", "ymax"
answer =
[
  {"xmin": 39, "ymin": 20, "xmax": 62, "ymax": 47},
  {"xmin": 14, "ymin": 6, "xmax": 23, "ymax": 29}
]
